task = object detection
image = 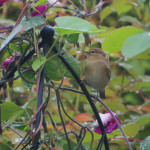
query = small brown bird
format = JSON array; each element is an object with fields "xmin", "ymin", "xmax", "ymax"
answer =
[{"xmin": 83, "ymin": 48, "xmax": 111, "ymax": 99}]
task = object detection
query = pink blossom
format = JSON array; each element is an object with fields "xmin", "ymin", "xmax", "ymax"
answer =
[
  {"xmin": 31, "ymin": 4, "xmax": 47, "ymax": 18},
  {"xmin": 1, "ymin": 53, "xmax": 18, "ymax": 69},
  {"xmin": 0, "ymin": 0, "xmax": 9, "ymax": 7},
  {"xmin": 93, "ymin": 112, "xmax": 121, "ymax": 135},
  {"xmin": 2, "ymin": 56, "xmax": 14, "ymax": 69}
]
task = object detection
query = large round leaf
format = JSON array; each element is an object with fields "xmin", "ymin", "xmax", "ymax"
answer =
[
  {"xmin": 102, "ymin": 26, "xmax": 143, "ymax": 53},
  {"xmin": 54, "ymin": 16, "xmax": 104, "ymax": 35},
  {"xmin": 45, "ymin": 50, "xmax": 80, "ymax": 81},
  {"xmin": 140, "ymin": 136, "xmax": 150, "ymax": 150},
  {"xmin": 122, "ymin": 32, "xmax": 150, "ymax": 58}
]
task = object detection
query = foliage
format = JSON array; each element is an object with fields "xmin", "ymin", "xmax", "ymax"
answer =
[{"xmin": 0, "ymin": 0, "xmax": 150, "ymax": 150}]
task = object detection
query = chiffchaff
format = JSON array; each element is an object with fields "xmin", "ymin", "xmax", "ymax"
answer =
[{"xmin": 82, "ymin": 48, "xmax": 111, "ymax": 99}]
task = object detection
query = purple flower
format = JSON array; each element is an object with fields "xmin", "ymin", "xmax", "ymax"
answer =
[
  {"xmin": 1, "ymin": 53, "xmax": 18, "ymax": 69},
  {"xmin": 93, "ymin": 112, "xmax": 121, "ymax": 135},
  {"xmin": 31, "ymin": 4, "xmax": 47, "ymax": 18},
  {"xmin": 0, "ymin": 0, "xmax": 9, "ymax": 7},
  {"xmin": 2, "ymin": 57, "xmax": 14, "ymax": 69}
]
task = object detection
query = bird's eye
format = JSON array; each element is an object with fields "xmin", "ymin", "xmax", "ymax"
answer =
[{"xmin": 91, "ymin": 51, "xmax": 95, "ymax": 53}]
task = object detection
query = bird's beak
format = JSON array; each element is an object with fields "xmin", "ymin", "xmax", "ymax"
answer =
[{"xmin": 81, "ymin": 50, "xmax": 90, "ymax": 53}]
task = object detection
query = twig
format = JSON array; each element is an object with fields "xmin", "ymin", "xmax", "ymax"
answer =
[
  {"xmin": 32, "ymin": 112, "xmax": 43, "ymax": 137},
  {"xmin": 5, "ymin": 125, "xmax": 23, "ymax": 138},
  {"xmin": 21, "ymin": 139, "xmax": 32, "ymax": 150},
  {"xmin": 58, "ymin": 90, "xmax": 94, "ymax": 149},
  {"xmin": 45, "ymin": 111, "xmax": 57, "ymax": 132},
  {"xmin": 14, "ymin": 131, "xmax": 30, "ymax": 150},
  {"xmin": 55, "ymin": 89, "xmax": 71, "ymax": 150},
  {"xmin": 68, "ymin": 0, "xmax": 78, "ymax": 9},
  {"xmin": 17, "ymin": 43, "xmax": 35, "ymax": 85},
  {"xmin": 0, "ymin": 69, "xmax": 32, "ymax": 84},
  {"xmin": 75, "ymin": 127, "xmax": 86, "ymax": 150},
  {"xmin": 13, "ymin": 2, "xmax": 30, "ymax": 29},
  {"xmin": 29, "ymin": 103, "xmax": 44, "ymax": 130}
]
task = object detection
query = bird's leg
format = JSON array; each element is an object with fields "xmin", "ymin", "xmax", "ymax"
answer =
[{"xmin": 97, "ymin": 90, "xmax": 99, "ymax": 99}]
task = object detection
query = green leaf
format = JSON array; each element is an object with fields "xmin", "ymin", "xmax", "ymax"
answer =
[
  {"xmin": 122, "ymin": 32, "xmax": 150, "ymax": 58},
  {"xmin": 63, "ymin": 140, "xmax": 77, "ymax": 150},
  {"xmin": 138, "ymin": 0, "xmax": 147, "ymax": 3},
  {"xmin": 112, "ymin": 0, "xmax": 132, "ymax": 15},
  {"xmin": 32, "ymin": 57, "xmax": 46, "ymax": 71},
  {"xmin": 119, "ymin": 16, "xmax": 141, "ymax": 25},
  {"xmin": 1, "ymin": 102, "xmax": 24, "ymax": 121},
  {"xmin": 67, "ymin": 34, "xmax": 79, "ymax": 44},
  {"xmin": 119, "ymin": 60, "xmax": 145, "ymax": 78},
  {"xmin": 22, "ymin": 97, "xmax": 36, "ymax": 109},
  {"xmin": 109, "ymin": 76, "xmax": 130, "ymax": 88},
  {"xmin": 119, "ymin": 62, "xmax": 137, "ymax": 78},
  {"xmin": 100, "ymin": 6, "xmax": 114, "ymax": 22},
  {"xmin": 26, "ymin": 108, "xmax": 33, "ymax": 117},
  {"xmin": 1, "ymin": 103, "xmax": 25, "ymax": 127},
  {"xmin": 54, "ymin": 16, "xmax": 104, "ymax": 35},
  {"xmin": 123, "ymin": 92, "xmax": 143, "ymax": 105},
  {"xmin": 22, "ymin": 71, "xmax": 36, "ymax": 90},
  {"xmin": 102, "ymin": 26, "xmax": 143, "ymax": 53},
  {"xmin": 0, "ymin": 49, "xmax": 11, "ymax": 64},
  {"xmin": 123, "ymin": 123, "xmax": 140, "ymax": 137},
  {"xmin": 133, "ymin": 49, "xmax": 150, "ymax": 60},
  {"xmin": 23, "ymin": 125, "xmax": 31, "ymax": 132},
  {"xmin": 137, "ymin": 113, "xmax": 150, "ymax": 126},
  {"xmin": 64, "ymin": 53, "xmax": 80, "ymax": 78},
  {"xmin": 12, "ymin": 123, "xmax": 28, "ymax": 131},
  {"xmin": 4, "ymin": 110, "xmax": 25, "ymax": 127},
  {"xmin": 139, "ymin": 75, "xmax": 150, "ymax": 83},
  {"xmin": 140, "ymin": 136, "xmax": 150, "ymax": 150},
  {"xmin": 82, "ymin": 132, "xmax": 100, "ymax": 143},
  {"xmin": 104, "ymin": 99, "xmax": 127, "ymax": 112},
  {"xmin": 129, "ymin": 60, "xmax": 145, "ymax": 76},
  {"xmin": 9, "ymin": 43, "xmax": 21, "ymax": 52},
  {"xmin": 45, "ymin": 51, "xmax": 80, "ymax": 81},
  {"xmin": 34, "ymin": 0, "xmax": 47, "ymax": 7},
  {"xmin": 0, "ymin": 143, "xmax": 12, "ymax": 150},
  {"xmin": 0, "ymin": 16, "xmax": 45, "ymax": 59}
]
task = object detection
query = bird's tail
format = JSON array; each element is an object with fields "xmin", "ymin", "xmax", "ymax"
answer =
[{"xmin": 99, "ymin": 90, "xmax": 105, "ymax": 99}]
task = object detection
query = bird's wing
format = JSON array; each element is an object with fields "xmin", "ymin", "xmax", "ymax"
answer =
[{"xmin": 101, "ymin": 61, "xmax": 111, "ymax": 80}]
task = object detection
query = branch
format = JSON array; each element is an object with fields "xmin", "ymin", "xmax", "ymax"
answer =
[{"xmin": 59, "ymin": 87, "xmax": 133, "ymax": 150}]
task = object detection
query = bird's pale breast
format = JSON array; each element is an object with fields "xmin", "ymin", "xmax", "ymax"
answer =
[{"xmin": 85, "ymin": 59, "xmax": 110, "ymax": 91}]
